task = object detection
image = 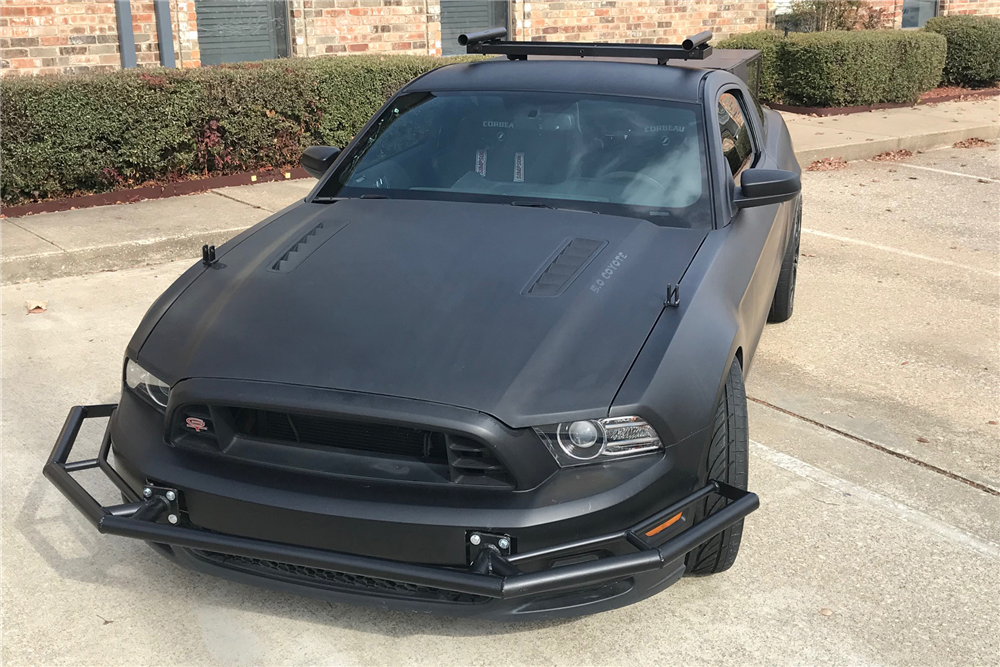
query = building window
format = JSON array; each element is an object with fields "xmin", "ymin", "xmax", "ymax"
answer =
[
  {"xmin": 195, "ymin": 0, "xmax": 290, "ymax": 66},
  {"xmin": 901, "ymin": 0, "xmax": 939, "ymax": 28}
]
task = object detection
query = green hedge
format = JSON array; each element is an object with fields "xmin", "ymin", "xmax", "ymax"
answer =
[
  {"xmin": 0, "ymin": 55, "xmax": 483, "ymax": 205},
  {"xmin": 716, "ymin": 31, "xmax": 785, "ymax": 103},
  {"xmin": 718, "ymin": 30, "xmax": 945, "ymax": 107},
  {"xmin": 925, "ymin": 15, "xmax": 1000, "ymax": 87},
  {"xmin": 780, "ymin": 30, "xmax": 945, "ymax": 106}
]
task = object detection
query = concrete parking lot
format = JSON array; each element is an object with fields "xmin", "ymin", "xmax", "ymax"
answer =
[{"xmin": 2, "ymin": 145, "xmax": 998, "ymax": 666}]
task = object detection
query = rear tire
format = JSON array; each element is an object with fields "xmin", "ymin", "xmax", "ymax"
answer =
[
  {"xmin": 685, "ymin": 360, "xmax": 749, "ymax": 576},
  {"xmin": 768, "ymin": 199, "xmax": 802, "ymax": 323}
]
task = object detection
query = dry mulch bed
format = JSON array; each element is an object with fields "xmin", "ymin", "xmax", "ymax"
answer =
[
  {"xmin": 806, "ymin": 157, "xmax": 849, "ymax": 171},
  {"xmin": 0, "ymin": 167, "xmax": 309, "ymax": 219},
  {"xmin": 921, "ymin": 86, "xmax": 1000, "ymax": 104},
  {"xmin": 771, "ymin": 85, "xmax": 1000, "ymax": 117}
]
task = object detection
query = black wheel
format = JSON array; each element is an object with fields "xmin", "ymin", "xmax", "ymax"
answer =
[
  {"xmin": 685, "ymin": 360, "xmax": 749, "ymax": 576},
  {"xmin": 768, "ymin": 199, "xmax": 802, "ymax": 323}
]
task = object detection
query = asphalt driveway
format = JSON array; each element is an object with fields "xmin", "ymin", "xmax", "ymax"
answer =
[{"xmin": 2, "ymin": 145, "xmax": 997, "ymax": 666}]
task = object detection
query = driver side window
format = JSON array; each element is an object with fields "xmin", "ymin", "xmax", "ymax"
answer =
[{"xmin": 717, "ymin": 91, "xmax": 754, "ymax": 184}]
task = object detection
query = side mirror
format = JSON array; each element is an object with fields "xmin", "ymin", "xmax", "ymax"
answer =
[
  {"xmin": 734, "ymin": 169, "xmax": 801, "ymax": 209},
  {"xmin": 301, "ymin": 146, "xmax": 341, "ymax": 179}
]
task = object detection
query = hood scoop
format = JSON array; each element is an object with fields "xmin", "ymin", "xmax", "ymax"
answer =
[
  {"xmin": 523, "ymin": 238, "xmax": 606, "ymax": 297},
  {"xmin": 269, "ymin": 220, "xmax": 350, "ymax": 273}
]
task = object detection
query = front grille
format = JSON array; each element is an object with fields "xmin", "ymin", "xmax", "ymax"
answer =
[
  {"xmin": 234, "ymin": 409, "xmax": 448, "ymax": 462},
  {"xmin": 175, "ymin": 406, "xmax": 515, "ymax": 488},
  {"xmin": 191, "ymin": 550, "xmax": 489, "ymax": 605}
]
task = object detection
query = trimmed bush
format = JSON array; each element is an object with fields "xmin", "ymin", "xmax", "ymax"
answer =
[
  {"xmin": 925, "ymin": 15, "xmax": 1000, "ymax": 87},
  {"xmin": 717, "ymin": 31, "xmax": 785, "ymax": 103},
  {"xmin": 779, "ymin": 30, "xmax": 945, "ymax": 107},
  {"xmin": 0, "ymin": 55, "xmax": 483, "ymax": 205},
  {"xmin": 718, "ymin": 30, "xmax": 945, "ymax": 107}
]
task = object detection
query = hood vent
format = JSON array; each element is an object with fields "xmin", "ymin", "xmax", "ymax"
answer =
[
  {"xmin": 269, "ymin": 221, "xmax": 349, "ymax": 273},
  {"xmin": 523, "ymin": 238, "xmax": 606, "ymax": 297}
]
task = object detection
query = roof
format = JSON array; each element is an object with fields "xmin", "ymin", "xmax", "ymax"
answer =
[{"xmin": 404, "ymin": 57, "xmax": 711, "ymax": 102}]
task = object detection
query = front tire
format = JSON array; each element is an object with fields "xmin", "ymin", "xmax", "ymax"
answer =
[
  {"xmin": 768, "ymin": 199, "xmax": 802, "ymax": 323},
  {"xmin": 685, "ymin": 360, "xmax": 749, "ymax": 576}
]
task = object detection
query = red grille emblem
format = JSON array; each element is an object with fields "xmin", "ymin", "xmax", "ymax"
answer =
[{"xmin": 185, "ymin": 417, "xmax": 208, "ymax": 432}]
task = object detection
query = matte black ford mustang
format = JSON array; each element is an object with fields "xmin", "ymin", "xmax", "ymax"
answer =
[{"xmin": 45, "ymin": 34, "xmax": 801, "ymax": 620}]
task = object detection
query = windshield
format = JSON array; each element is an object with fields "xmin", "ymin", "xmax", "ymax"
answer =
[{"xmin": 318, "ymin": 91, "xmax": 711, "ymax": 228}]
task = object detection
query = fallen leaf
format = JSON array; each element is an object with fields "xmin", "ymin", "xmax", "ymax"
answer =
[
  {"xmin": 807, "ymin": 157, "xmax": 848, "ymax": 172},
  {"xmin": 25, "ymin": 300, "xmax": 47, "ymax": 314},
  {"xmin": 916, "ymin": 436, "xmax": 930, "ymax": 443},
  {"xmin": 871, "ymin": 149, "xmax": 913, "ymax": 162},
  {"xmin": 819, "ymin": 608, "xmax": 834, "ymax": 617},
  {"xmin": 988, "ymin": 421, "xmax": 998, "ymax": 426},
  {"xmin": 953, "ymin": 137, "xmax": 994, "ymax": 149},
  {"xmin": 901, "ymin": 361, "xmax": 909, "ymax": 365}
]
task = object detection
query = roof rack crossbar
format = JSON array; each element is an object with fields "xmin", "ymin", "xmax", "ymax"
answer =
[{"xmin": 460, "ymin": 28, "xmax": 713, "ymax": 63}]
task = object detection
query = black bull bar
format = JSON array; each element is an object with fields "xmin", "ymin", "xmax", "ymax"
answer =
[{"xmin": 43, "ymin": 404, "xmax": 759, "ymax": 600}]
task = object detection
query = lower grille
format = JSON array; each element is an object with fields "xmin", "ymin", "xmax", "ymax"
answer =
[{"xmin": 191, "ymin": 550, "xmax": 489, "ymax": 605}]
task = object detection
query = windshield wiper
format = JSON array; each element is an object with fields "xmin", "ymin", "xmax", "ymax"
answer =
[
  {"xmin": 510, "ymin": 200, "xmax": 553, "ymax": 209},
  {"xmin": 359, "ymin": 193, "xmax": 390, "ymax": 199}
]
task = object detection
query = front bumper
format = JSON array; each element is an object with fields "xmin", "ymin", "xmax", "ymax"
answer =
[{"xmin": 44, "ymin": 404, "xmax": 758, "ymax": 619}]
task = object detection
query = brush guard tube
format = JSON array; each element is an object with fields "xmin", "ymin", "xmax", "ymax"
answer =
[{"xmin": 43, "ymin": 404, "xmax": 759, "ymax": 600}]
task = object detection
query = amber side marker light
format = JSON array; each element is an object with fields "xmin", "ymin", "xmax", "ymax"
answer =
[{"xmin": 645, "ymin": 512, "xmax": 683, "ymax": 537}]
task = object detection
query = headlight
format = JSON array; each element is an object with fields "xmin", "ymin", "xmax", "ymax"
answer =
[
  {"xmin": 124, "ymin": 359, "xmax": 170, "ymax": 408},
  {"xmin": 533, "ymin": 416, "xmax": 663, "ymax": 467}
]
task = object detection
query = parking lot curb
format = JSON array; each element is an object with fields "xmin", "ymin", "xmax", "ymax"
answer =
[
  {"xmin": 1, "ymin": 227, "xmax": 245, "ymax": 285},
  {"xmin": 794, "ymin": 122, "xmax": 1000, "ymax": 165}
]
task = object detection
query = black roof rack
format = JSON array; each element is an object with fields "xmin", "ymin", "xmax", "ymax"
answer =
[{"xmin": 459, "ymin": 28, "xmax": 713, "ymax": 64}]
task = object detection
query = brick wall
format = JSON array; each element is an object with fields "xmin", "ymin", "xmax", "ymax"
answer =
[
  {"xmin": 3, "ymin": 0, "xmax": 1000, "ymax": 77},
  {"xmin": 0, "ymin": 0, "xmax": 190, "ymax": 76},
  {"xmin": 1, "ymin": 1, "xmax": 120, "ymax": 76},
  {"xmin": 941, "ymin": 0, "xmax": 1000, "ymax": 16},
  {"xmin": 171, "ymin": 0, "xmax": 198, "ymax": 68},
  {"xmin": 292, "ymin": 0, "xmax": 434, "ymax": 57},
  {"xmin": 516, "ymin": 0, "xmax": 771, "ymax": 43}
]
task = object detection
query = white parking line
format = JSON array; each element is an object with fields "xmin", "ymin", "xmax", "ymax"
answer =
[
  {"xmin": 751, "ymin": 440, "xmax": 1000, "ymax": 561},
  {"xmin": 890, "ymin": 161, "xmax": 1000, "ymax": 183},
  {"xmin": 801, "ymin": 228, "xmax": 1000, "ymax": 277}
]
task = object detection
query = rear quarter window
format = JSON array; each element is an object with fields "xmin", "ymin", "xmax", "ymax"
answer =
[{"xmin": 717, "ymin": 91, "xmax": 754, "ymax": 183}]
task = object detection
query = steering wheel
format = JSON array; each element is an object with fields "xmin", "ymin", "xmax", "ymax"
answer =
[{"xmin": 604, "ymin": 171, "xmax": 666, "ymax": 192}]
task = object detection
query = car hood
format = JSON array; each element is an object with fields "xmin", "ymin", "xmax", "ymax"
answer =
[{"xmin": 139, "ymin": 198, "xmax": 706, "ymax": 428}]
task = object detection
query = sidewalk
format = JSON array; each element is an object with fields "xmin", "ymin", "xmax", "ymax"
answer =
[
  {"xmin": 785, "ymin": 97, "xmax": 999, "ymax": 164},
  {"xmin": 2, "ymin": 98, "xmax": 997, "ymax": 285},
  {"xmin": 2, "ymin": 180, "xmax": 314, "ymax": 284}
]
